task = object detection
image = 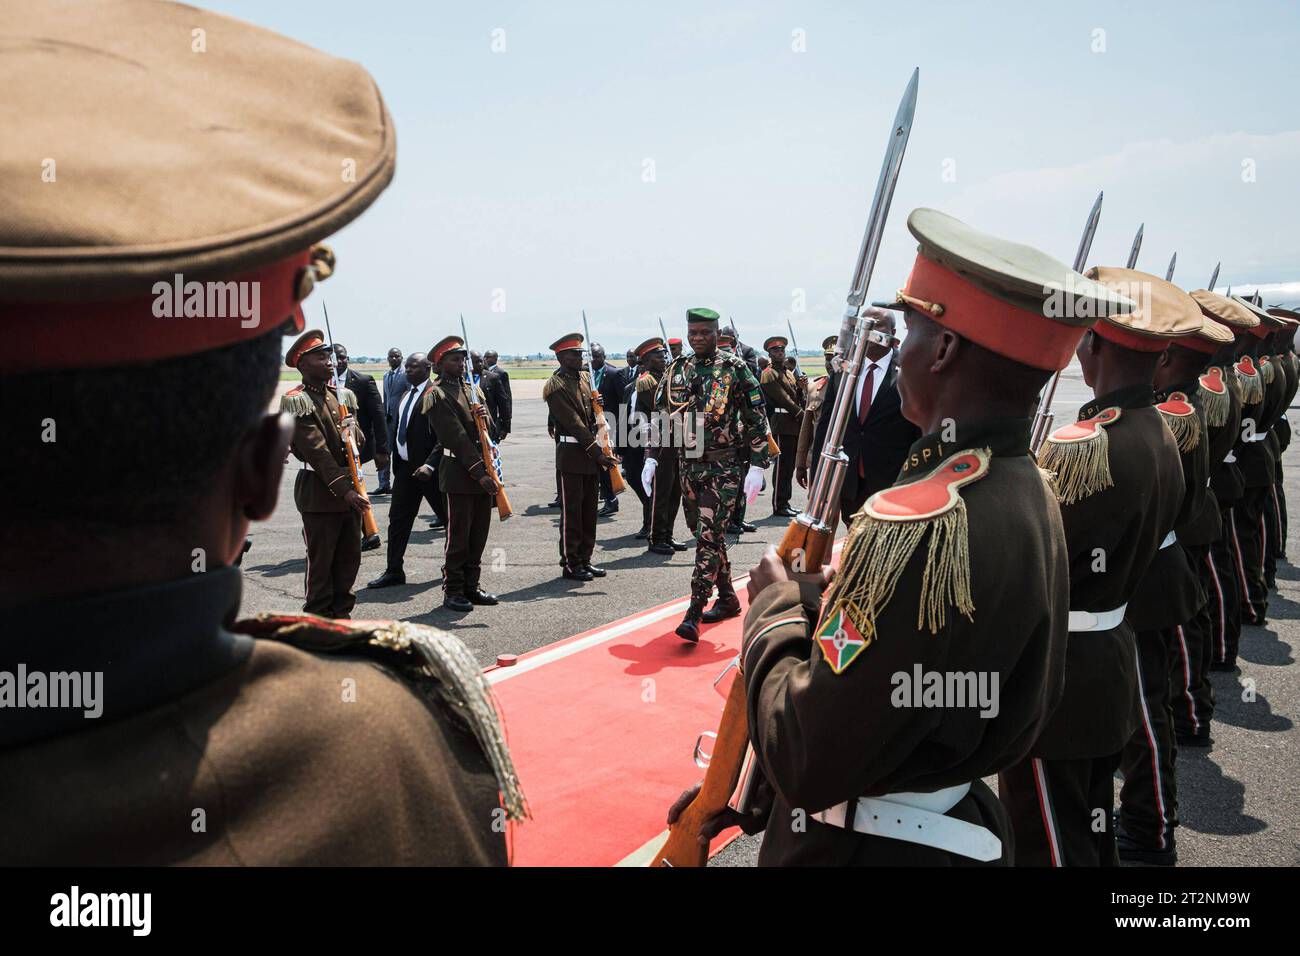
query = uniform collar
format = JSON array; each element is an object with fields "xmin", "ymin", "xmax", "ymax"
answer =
[
  {"xmin": 1156, "ymin": 379, "xmax": 1199, "ymax": 402},
  {"xmin": 2, "ymin": 567, "xmax": 252, "ymax": 750},
  {"xmin": 899, "ymin": 416, "xmax": 1032, "ymax": 479},
  {"xmin": 1080, "ymin": 384, "xmax": 1153, "ymax": 420}
]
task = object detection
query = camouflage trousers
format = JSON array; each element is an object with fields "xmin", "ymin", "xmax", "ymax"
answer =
[{"xmin": 680, "ymin": 458, "xmax": 744, "ymax": 603}]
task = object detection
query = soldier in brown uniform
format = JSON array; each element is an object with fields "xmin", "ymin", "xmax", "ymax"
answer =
[
  {"xmin": 1257, "ymin": 308, "xmax": 1299, "ymax": 589},
  {"xmin": 1155, "ymin": 318, "xmax": 1240, "ymax": 754},
  {"xmin": 636, "ymin": 338, "xmax": 688, "ymax": 555},
  {"xmin": 673, "ymin": 209, "xmax": 1125, "ymax": 865},
  {"xmin": 423, "ymin": 336, "xmax": 501, "ymax": 613},
  {"xmin": 1097, "ymin": 281, "xmax": 1224, "ymax": 867},
  {"xmin": 544, "ymin": 333, "xmax": 618, "ymax": 581},
  {"xmin": 761, "ymin": 335, "xmax": 804, "ymax": 517},
  {"xmin": 282, "ymin": 330, "xmax": 368, "ymax": 619},
  {"xmin": 1228, "ymin": 298, "xmax": 1288, "ymax": 628},
  {"xmin": 1265, "ymin": 309, "xmax": 1300, "ymax": 575},
  {"xmin": 1000, "ymin": 267, "xmax": 1192, "ymax": 867},
  {"xmin": 1, "ymin": 0, "xmax": 523, "ymax": 864},
  {"xmin": 1193, "ymin": 290, "xmax": 1260, "ymax": 670},
  {"xmin": 794, "ymin": 336, "xmax": 839, "ymax": 496}
]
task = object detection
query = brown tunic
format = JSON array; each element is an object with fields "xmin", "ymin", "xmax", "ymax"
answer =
[
  {"xmin": 0, "ymin": 568, "xmax": 508, "ymax": 865},
  {"xmin": 425, "ymin": 375, "xmax": 494, "ymax": 495},
  {"xmin": 760, "ymin": 366, "xmax": 804, "ymax": 436},
  {"xmin": 286, "ymin": 383, "xmax": 365, "ymax": 513},
  {"xmin": 543, "ymin": 368, "xmax": 604, "ymax": 475},
  {"xmin": 741, "ymin": 417, "xmax": 1068, "ymax": 865},
  {"xmin": 1032, "ymin": 385, "xmax": 1182, "ymax": 758}
]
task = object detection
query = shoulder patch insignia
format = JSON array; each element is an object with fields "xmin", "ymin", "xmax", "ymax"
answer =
[
  {"xmin": 1038, "ymin": 407, "xmax": 1121, "ymax": 505},
  {"xmin": 814, "ymin": 605, "xmax": 873, "ymax": 675},
  {"xmin": 279, "ymin": 386, "xmax": 314, "ymax": 417},
  {"xmin": 823, "ymin": 448, "xmax": 989, "ymax": 644},
  {"xmin": 1156, "ymin": 391, "xmax": 1200, "ymax": 452}
]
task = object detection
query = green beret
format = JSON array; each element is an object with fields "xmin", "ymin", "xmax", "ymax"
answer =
[{"xmin": 686, "ymin": 308, "xmax": 720, "ymax": 325}]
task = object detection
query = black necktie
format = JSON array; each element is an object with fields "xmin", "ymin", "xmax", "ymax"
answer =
[{"xmin": 398, "ymin": 386, "xmax": 417, "ymax": 447}]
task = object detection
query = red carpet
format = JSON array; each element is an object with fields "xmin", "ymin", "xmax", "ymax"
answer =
[{"xmin": 489, "ymin": 544, "xmax": 841, "ymax": 867}]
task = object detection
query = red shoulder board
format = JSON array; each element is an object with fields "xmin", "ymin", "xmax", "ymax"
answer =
[
  {"xmin": 1236, "ymin": 356, "xmax": 1257, "ymax": 377},
  {"xmin": 1198, "ymin": 367, "xmax": 1225, "ymax": 395},
  {"xmin": 1047, "ymin": 406, "xmax": 1122, "ymax": 444},
  {"xmin": 1155, "ymin": 392, "xmax": 1194, "ymax": 417},
  {"xmin": 286, "ymin": 384, "xmax": 304, "ymax": 395},
  {"xmin": 865, "ymin": 449, "xmax": 990, "ymax": 521}
]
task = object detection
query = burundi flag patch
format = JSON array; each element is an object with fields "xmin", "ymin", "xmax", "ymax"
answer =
[{"xmin": 816, "ymin": 605, "xmax": 872, "ymax": 675}]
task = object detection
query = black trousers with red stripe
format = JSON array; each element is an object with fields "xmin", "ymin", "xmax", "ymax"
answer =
[
  {"xmin": 1119, "ymin": 628, "xmax": 1178, "ymax": 850},
  {"xmin": 1233, "ymin": 487, "xmax": 1270, "ymax": 625},
  {"xmin": 442, "ymin": 492, "xmax": 491, "ymax": 597},
  {"xmin": 1263, "ymin": 481, "xmax": 1283, "ymax": 587},
  {"xmin": 771, "ymin": 430, "xmax": 797, "ymax": 513},
  {"xmin": 1171, "ymin": 544, "xmax": 1215, "ymax": 738},
  {"xmin": 1210, "ymin": 504, "xmax": 1246, "ymax": 665},
  {"xmin": 999, "ymin": 754, "xmax": 1120, "ymax": 866}
]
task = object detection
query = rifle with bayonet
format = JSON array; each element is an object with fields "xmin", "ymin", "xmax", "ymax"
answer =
[
  {"xmin": 1028, "ymin": 192, "xmax": 1104, "ymax": 452},
  {"xmin": 580, "ymin": 310, "xmax": 627, "ymax": 495},
  {"xmin": 1127, "ymin": 223, "xmax": 1144, "ymax": 270},
  {"xmin": 322, "ymin": 303, "xmax": 381, "ymax": 549},
  {"xmin": 729, "ymin": 315, "xmax": 782, "ymax": 458},
  {"xmin": 460, "ymin": 314, "xmax": 513, "ymax": 520},
  {"xmin": 1208, "ymin": 262, "xmax": 1220, "ymax": 292},
  {"xmin": 1166, "ymin": 252, "xmax": 1177, "ymax": 282},
  {"xmin": 652, "ymin": 67, "xmax": 919, "ymax": 867}
]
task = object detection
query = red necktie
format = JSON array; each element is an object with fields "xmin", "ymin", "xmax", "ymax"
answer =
[{"xmin": 857, "ymin": 364, "xmax": 876, "ymax": 477}]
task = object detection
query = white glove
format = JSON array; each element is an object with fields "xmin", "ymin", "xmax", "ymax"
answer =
[
  {"xmin": 641, "ymin": 458, "xmax": 658, "ymax": 497},
  {"xmin": 743, "ymin": 464, "xmax": 765, "ymax": 504}
]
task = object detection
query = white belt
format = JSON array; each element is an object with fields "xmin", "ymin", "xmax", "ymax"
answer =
[
  {"xmin": 1068, "ymin": 604, "xmax": 1128, "ymax": 632},
  {"xmin": 558, "ymin": 435, "xmax": 579, "ymax": 444},
  {"xmin": 811, "ymin": 783, "xmax": 1001, "ymax": 862},
  {"xmin": 1160, "ymin": 530, "xmax": 1177, "ymax": 549}
]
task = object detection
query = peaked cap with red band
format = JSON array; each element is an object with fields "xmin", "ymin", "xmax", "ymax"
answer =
[
  {"xmin": 635, "ymin": 337, "xmax": 666, "ymax": 359},
  {"xmin": 1, "ymin": 1, "xmax": 396, "ymax": 373},
  {"xmin": 1172, "ymin": 315, "xmax": 1234, "ymax": 355},
  {"xmin": 1232, "ymin": 295, "xmax": 1286, "ymax": 339},
  {"xmin": 1085, "ymin": 267, "xmax": 1205, "ymax": 352},
  {"xmin": 763, "ymin": 336, "xmax": 788, "ymax": 352},
  {"xmin": 1191, "ymin": 289, "xmax": 1259, "ymax": 333},
  {"xmin": 883, "ymin": 209, "xmax": 1132, "ymax": 371},
  {"xmin": 550, "ymin": 332, "xmax": 585, "ymax": 353},
  {"xmin": 430, "ymin": 336, "xmax": 467, "ymax": 366},
  {"xmin": 285, "ymin": 329, "xmax": 331, "ymax": 369}
]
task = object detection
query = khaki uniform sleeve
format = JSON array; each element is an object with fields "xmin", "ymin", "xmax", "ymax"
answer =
[
  {"xmin": 544, "ymin": 375, "xmax": 604, "ymax": 461},
  {"xmin": 287, "ymin": 403, "xmax": 353, "ymax": 499}
]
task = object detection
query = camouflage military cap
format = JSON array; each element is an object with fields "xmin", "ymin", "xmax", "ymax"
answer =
[{"xmin": 686, "ymin": 308, "xmax": 720, "ymax": 326}]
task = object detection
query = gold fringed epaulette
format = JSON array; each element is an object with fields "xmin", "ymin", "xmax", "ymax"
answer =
[
  {"xmin": 232, "ymin": 613, "xmax": 530, "ymax": 822},
  {"xmin": 541, "ymin": 372, "xmax": 564, "ymax": 402},
  {"xmin": 1197, "ymin": 368, "xmax": 1230, "ymax": 428},
  {"xmin": 635, "ymin": 371, "xmax": 657, "ymax": 395},
  {"xmin": 279, "ymin": 386, "xmax": 314, "ymax": 417},
  {"xmin": 1260, "ymin": 355, "xmax": 1276, "ymax": 386},
  {"xmin": 1037, "ymin": 407, "xmax": 1122, "ymax": 505},
  {"xmin": 1156, "ymin": 392, "xmax": 1201, "ymax": 453},
  {"xmin": 420, "ymin": 384, "xmax": 439, "ymax": 415},
  {"xmin": 816, "ymin": 449, "xmax": 990, "ymax": 670},
  {"xmin": 1236, "ymin": 356, "xmax": 1264, "ymax": 404},
  {"xmin": 338, "ymin": 387, "xmax": 357, "ymax": 412}
]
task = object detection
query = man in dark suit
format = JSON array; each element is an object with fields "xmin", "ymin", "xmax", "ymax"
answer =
[
  {"xmin": 807, "ymin": 311, "xmax": 919, "ymax": 525},
  {"xmin": 368, "ymin": 351, "xmax": 446, "ymax": 589},
  {"xmin": 333, "ymin": 343, "xmax": 389, "ymax": 485},
  {"xmin": 481, "ymin": 349, "xmax": 513, "ymax": 440},
  {"xmin": 591, "ymin": 342, "xmax": 624, "ymax": 516},
  {"xmin": 377, "ymin": 346, "xmax": 408, "ymax": 494}
]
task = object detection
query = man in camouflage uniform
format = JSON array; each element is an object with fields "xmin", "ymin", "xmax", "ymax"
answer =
[{"xmin": 654, "ymin": 308, "xmax": 771, "ymax": 642}]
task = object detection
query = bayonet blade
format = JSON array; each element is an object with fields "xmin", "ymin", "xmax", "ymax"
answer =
[
  {"xmin": 839, "ymin": 68, "xmax": 918, "ymax": 357},
  {"xmin": 1072, "ymin": 191, "xmax": 1103, "ymax": 272},
  {"xmin": 1126, "ymin": 222, "xmax": 1144, "ymax": 270},
  {"xmin": 1208, "ymin": 262, "xmax": 1221, "ymax": 291},
  {"xmin": 1165, "ymin": 252, "xmax": 1177, "ymax": 282}
]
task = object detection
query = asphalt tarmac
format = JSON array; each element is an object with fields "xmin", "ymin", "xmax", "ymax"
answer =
[{"xmin": 240, "ymin": 366, "xmax": 1298, "ymax": 867}]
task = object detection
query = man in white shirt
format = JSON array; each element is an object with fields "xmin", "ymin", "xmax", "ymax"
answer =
[{"xmin": 368, "ymin": 352, "xmax": 446, "ymax": 588}]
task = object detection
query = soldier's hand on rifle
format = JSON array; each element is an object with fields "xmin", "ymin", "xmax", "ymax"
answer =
[
  {"xmin": 343, "ymin": 489, "xmax": 369, "ymax": 515},
  {"xmin": 746, "ymin": 545, "xmax": 834, "ymax": 602},
  {"xmin": 341, "ymin": 417, "xmax": 359, "ymax": 440},
  {"xmin": 414, "ymin": 464, "xmax": 435, "ymax": 482},
  {"xmin": 795, "ymin": 464, "xmax": 809, "ymax": 489},
  {"xmin": 666, "ymin": 782, "xmax": 766, "ymax": 842},
  {"xmin": 596, "ymin": 452, "xmax": 619, "ymax": 469},
  {"xmin": 477, "ymin": 473, "xmax": 499, "ymax": 496}
]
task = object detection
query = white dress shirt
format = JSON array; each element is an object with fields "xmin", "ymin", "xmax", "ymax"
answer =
[
  {"xmin": 854, "ymin": 347, "xmax": 894, "ymax": 417},
  {"xmin": 395, "ymin": 378, "xmax": 429, "ymax": 462}
]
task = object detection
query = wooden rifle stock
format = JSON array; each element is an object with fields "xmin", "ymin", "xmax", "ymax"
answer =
[
  {"xmin": 337, "ymin": 398, "xmax": 379, "ymax": 538},
  {"xmin": 650, "ymin": 674, "xmax": 749, "ymax": 867},
  {"xmin": 470, "ymin": 396, "xmax": 512, "ymax": 520},
  {"xmin": 589, "ymin": 387, "xmax": 627, "ymax": 495}
]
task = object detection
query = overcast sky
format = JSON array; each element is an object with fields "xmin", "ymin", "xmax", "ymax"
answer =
[{"xmin": 206, "ymin": 0, "xmax": 1300, "ymax": 357}]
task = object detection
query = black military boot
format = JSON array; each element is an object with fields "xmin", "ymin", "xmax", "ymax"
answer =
[
  {"xmin": 675, "ymin": 598, "xmax": 705, "ymax": 643},
  {"xmin": 701, "ymin": 579, "xmax": 741, "ymax": 623}
]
